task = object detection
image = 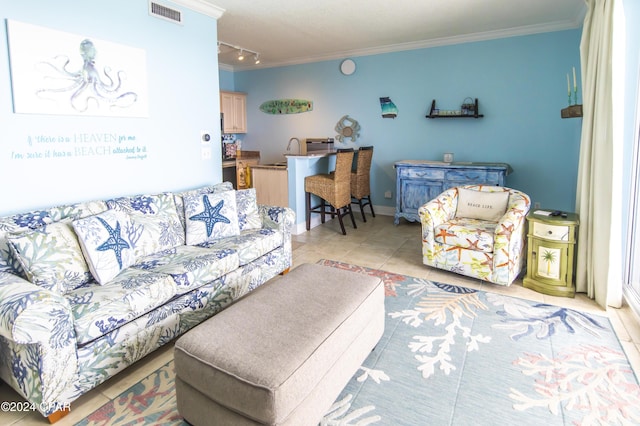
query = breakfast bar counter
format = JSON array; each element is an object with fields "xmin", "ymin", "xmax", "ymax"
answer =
[{"xmin": 283, "ymin": 151, "xmax": 337, "ymax": 234}]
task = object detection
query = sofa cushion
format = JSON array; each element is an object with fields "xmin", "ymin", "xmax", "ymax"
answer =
[
  {"xmin": 133, "ymin": 245, "xmax": 239, "ymax": 295},
  {"xmin": 235, "ymin": 189, "xmax": 261, "ymax": 231},
  {"xmin": 73, "ymin": 210, "xmax": 137, "ymax": 284},
  {"xmin": 7, "ymin": 221, "xmax": 92, "ymax": 293},
  {"xmin": 199, "ymin": 229, "xmax": 283, "ymax": 266},
  {"xmin": 106, "ymin": 192, "xmax": 184, "ymax": 258},
  {"xmin": 67, "ymin": 268, "xmax": 177, "ymax": 345},
  {"xmin": 434, "ymin": 217, "xmax": 497, "ymax": 253},
  {"xmin": 455, "ymin": 188, "xmax": 509, "ymax": 222},
  {"xmin": 184, "ymin": 192, "xmax": 240, "ymax": 246}
]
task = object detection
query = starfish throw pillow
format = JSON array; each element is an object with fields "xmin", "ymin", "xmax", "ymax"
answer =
[
  {"xmin": 73, "ymin": 210, "xmax": 137, "ymax": 285},
  {"xmin": 184, "ymin": 191, "xmax": 240, "ymax": 245}
]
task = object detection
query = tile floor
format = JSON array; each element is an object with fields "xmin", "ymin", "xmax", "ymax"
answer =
[{"xmin": 2, "ymin": 214, "xmax": 640, "ymax": 425}]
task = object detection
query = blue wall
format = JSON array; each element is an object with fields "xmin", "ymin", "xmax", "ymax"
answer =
[
  {"xmin": 219, "ymin": 69, "xmax": 235, "ymax": 92},
  {"xmin": 0, "ymin": 0, "xmax": 222, "ymax": 216},
  {"xmin": 229, "ymin": 29, "xmax": 582, "ymax": 212}
]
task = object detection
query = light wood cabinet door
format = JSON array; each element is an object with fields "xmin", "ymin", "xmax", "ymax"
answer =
[
  {"xmin": 253, "ymin": 168, "xmax": 288, "ymax": 208},
  {"xmin": 220, "ymin": 91, "xmax": 247, "ymax": 133}
]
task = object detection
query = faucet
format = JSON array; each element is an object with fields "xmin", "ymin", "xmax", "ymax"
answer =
[{"xmin": 287, "ymin": 137, "xmax": 301, "ymax": 155}]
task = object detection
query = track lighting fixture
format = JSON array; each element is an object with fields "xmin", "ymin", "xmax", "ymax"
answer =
[{"xmin": 218, "ymin": 41, "xmax": 260, "ymax": 65}]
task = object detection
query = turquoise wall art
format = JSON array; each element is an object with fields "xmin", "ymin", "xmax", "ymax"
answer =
[{"xmin": 379, "ymin": 97, "xmax": 398, "ymax": 118}]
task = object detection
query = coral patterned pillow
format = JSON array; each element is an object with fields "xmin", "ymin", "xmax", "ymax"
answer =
[
  {"xmin": 236, "ymin": 188, "xmax": 261, "ymax": 231},
  {"xmin": 7, "ymin": 221, "xmax": 93, "ymax": 293},
  {"xmin": 106, "ymin": 192, "xmax": 184, "ymax": 258},
  {"xmin": 73, "ymin": 210, "xmax": 137, "ymax": 285},
  {"xmin": 184, "ymin": 191, "xmax": 240, "ymax": 245}
]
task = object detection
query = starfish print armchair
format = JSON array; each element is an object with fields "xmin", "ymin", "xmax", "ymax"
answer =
[{"xmin": 418, "ymin": 185, "xmax": 531, "ymax": 286}]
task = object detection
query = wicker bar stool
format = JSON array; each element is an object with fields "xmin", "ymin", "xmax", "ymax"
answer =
[
  {"xmin": 305, "ymin": 149, "xmax": 357, "ymax": 235},
  {"xmin": 351, "ymin": 146, "xmax": 375, "ymax": 222}
]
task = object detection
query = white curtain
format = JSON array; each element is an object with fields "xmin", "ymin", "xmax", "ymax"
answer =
[{"xmin": 575, "ymin": 0, "xmax": 622, "ymax": 308}]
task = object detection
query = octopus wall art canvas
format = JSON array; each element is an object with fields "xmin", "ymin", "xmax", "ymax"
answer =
[{"xmin": 7, "ymin": 20, "xmax": 148, "ymax": 117}]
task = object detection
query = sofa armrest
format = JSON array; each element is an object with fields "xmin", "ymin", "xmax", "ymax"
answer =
[
  {"xmin": 0, "ymin": 272, "xmax": 76, "ymax": 348},
  {"xmin": 258, "ymin": 205, "xmax": 295, "ymax": 233}
]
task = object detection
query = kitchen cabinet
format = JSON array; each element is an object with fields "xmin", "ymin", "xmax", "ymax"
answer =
[
  {"xmin": 394, "ymin": 160, "xmax": 511, "ymax": 224},
  {"xmin": 220, "ymin": 91, "xmax": 247, "ymax": 133},
  {"xmin": 523, "ymin": 212, "xmax": 579, "ymax": 297},
  {"xmin": 252, "ymin": 165, "xmax": 289, "ymax": 208}
]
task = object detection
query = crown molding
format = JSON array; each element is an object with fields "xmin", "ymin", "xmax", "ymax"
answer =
[
  {"xmin": 169, "ymin": 0, "xmax": 225, "ymax": 19},
  {"xmin": 221, "ymin": 13, "xmax": 585, "ymax": 72}
]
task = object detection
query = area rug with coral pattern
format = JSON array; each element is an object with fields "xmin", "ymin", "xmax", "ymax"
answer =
[{"xmin": 76, "ymin": 260, "xmax": 640, "ymax": 425}]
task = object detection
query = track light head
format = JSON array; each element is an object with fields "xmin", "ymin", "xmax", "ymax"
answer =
[{"xmin": 218, "ymin": 41, "xmax": 260, "ymax": 66}]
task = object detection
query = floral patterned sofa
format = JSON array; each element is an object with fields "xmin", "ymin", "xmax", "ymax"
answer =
[
  {"xmin": 419, "ymin": 185, "xmax": 530, "ymax": 286},
  {"xmin": 0, "ymin": 182, "xmax": 294, "ymax": 419}
]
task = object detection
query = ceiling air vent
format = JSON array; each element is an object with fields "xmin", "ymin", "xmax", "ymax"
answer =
[{"xmin": 149, "ymin": 1, "xmax": 183, "ymax": 24}]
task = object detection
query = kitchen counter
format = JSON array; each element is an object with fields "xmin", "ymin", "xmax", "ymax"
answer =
[
  {"xmin": 252, "ymin": 163, "xmax": 287, "ymax": 170},
  {"xmin": 280, "ymin": 152, "xmax": 340, "ymax": 234},
  {"xmin": 284, "ymin": 149, "xmax": 336, "ymax": 158}
]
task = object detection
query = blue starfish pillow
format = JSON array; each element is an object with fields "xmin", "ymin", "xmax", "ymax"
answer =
[
  {"xmin": 72, "ymin": 210, "xmax": 137, "ymax": 284},
  {"xmin": 184, "ymin": 191, "xmax": 240, "ymax": 245}
]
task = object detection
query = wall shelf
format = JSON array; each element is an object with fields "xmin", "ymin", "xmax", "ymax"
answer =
[
  {"xmin": 561, "ymin": 104, "xmax": 583, "ymax": 119},
  {"xmin": 426, "ymin": 98, "xmax": 483, "ymax": 119}
]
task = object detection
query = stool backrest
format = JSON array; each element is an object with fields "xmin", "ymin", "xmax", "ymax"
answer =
[
  {"xmin": 334, "ymin": 150, "xmax": 355, "ymax": 206},
  {"xmin": 352, "ymin": 146, "xmax": 373, "ymax": 198}
]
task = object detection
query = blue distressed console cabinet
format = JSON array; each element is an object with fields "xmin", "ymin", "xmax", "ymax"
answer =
[{"xmin": 394, "ymin": 160, "xmax": 512, "ymax": 224}]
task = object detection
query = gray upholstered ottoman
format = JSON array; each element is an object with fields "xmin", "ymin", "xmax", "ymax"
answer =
[{"xmin": 174, "ymin": 263, "xmax": 385, "ymax": 426}]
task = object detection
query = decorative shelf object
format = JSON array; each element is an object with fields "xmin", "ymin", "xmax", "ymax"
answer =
[
  {"xmin": 561, "ymin": 104, "xmax": 583, "ymax": 119},
  {"xmin": 427, "ymin": 98, "xmax": 483, "ymax": 119}
]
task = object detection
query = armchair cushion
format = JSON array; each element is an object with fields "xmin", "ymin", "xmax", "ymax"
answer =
[
  {"xmin": 434, "ymin": 218, "xmax": 497, "ymax": 253},
  {"xmin": 455, "ymin": 187, "xmax": 509, "ymax": 222}
]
